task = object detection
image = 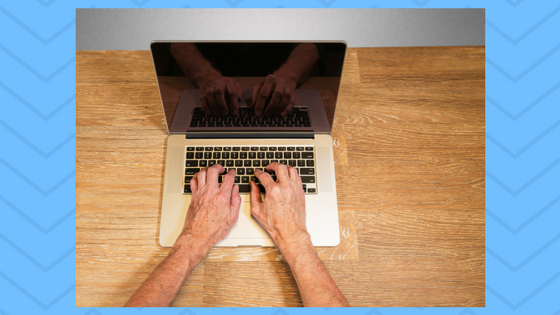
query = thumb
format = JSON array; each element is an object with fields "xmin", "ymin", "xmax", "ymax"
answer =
[
  {"xmin": 249, "ymin": 181, "xmax": 263, "ymax": 216},
  {"xmin": 230, "ymin": 184, "xmax": 241, "ymax": 221}
]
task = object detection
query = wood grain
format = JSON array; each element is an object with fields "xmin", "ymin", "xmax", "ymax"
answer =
[{"xmin": 76, "ymin": 47, "xmax": 485, "ymax": 307}]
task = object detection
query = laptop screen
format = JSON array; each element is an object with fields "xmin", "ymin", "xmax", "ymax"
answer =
[{"xmin": 150, "ymin": 42, "xmax": 346, "ymax": 134}]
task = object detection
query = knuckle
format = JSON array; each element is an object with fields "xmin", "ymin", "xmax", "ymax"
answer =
[{"xmin": 259, "ymin": 90, "xmax": 269, "ymax": 98}]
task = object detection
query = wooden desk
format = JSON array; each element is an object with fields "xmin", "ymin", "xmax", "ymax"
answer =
[{"xmin": 76, "ymin": 47, "xmax": 485, "ymax": 307}]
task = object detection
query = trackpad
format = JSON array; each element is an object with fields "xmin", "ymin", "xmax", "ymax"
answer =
[{"xmin": 227, "ymin": 202, "xmax": 270, "ymax": 239}]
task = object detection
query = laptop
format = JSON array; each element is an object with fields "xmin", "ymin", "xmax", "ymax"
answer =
[{"xmin": 150, "ymin": 41, "xmax": 346, "ymax": 247}]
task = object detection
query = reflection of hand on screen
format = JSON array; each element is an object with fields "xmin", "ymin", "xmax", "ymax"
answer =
[
  {"xmin": 198, "ymin": 75, "xmax": 244, "ymax": 116},
  {"xmin": 251, "ymin": 74, "xmax": 297, "ymax": 117}
]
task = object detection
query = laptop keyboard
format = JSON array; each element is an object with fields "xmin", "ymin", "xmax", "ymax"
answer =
[
  {"xmin": 190, "ymin": 107, "xmax": 311, "ymax": 128},
  {"xmin": 184, "ymin": 146, "xmax": 317, "ymax": 194}
]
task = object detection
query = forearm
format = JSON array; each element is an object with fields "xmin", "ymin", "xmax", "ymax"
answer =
[
  {"xmin": 276, "ymin": 232, "xmax": 349, "ymax": 307},
  {"xmin": 274, "ymin": 43, "xmax": 320, "ymax": 86},
  {"xmin": 170, "ymin": 43, "xmax": 222, "ymax": 86},
  {"xmin": 125, "ymin": 235, "xmax": 204, "ymax": 307}
]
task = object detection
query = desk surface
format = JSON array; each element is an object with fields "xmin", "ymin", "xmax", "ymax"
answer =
[{"xmin": 76, "ymin": 47, "xmax": 485, "ymax": 307}]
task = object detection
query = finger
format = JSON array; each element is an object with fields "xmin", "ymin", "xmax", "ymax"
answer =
[
  {"xmin": 249, "ymin": 181, "xmax": 263, "ymax": 217},
  {"xmin": 278, "ymin": 88, "xmax": 295, "ymax": 117},
  {"xmin": 266, "ymin": 162, "xmax": 289, "ymax": 182},
  {"xmin": 200, "ymin": 96, "xmax": 212, "ymax": 116},
  {"xmin": 264, "ymin": 83, "xmax": 284, "ymax": 117},
  {"xmin": 255, "ymin": 77, "xmax": 275, "ymax": 116},
  {"xmin": 237, "ymin": 82, "xmax": 244, "ymax": 100},
  {"xmin": 206, "ymin": 88, "xmax": 221, "ymax": 116},
  {"xmin": 220, "ymin": 168, "xmax": 237, "ymax": 193},
  {"xmin": 214, "ymin": 84, "xmax": 229, "ymax": 116},
  {"xmin": 251, "ymin": 81, "xmax": 263, "ymax": 109},
  {"xmin": 226, "ymin": 83, "xmax": 239, "ymax": 116},
  {"xmin": 254, "ymin": 168, "xmax": 275, "ymax": 190},
  {"xmin": 287, "ymin": 165, "xmax": 300, "ymax": 182},
  {"xmin": 206, "ymin": 164, "xmax": 224, "ymax": 186},
  {"xmin": 190, "ymin": 176, "xmax": 198, "ymax": 195},
  {"xmin": 196, "ymin": 168, "xmax": 207, "ymax": 187},
  {"xmin": 229, "ymin": 184, "xmax": 241, "ymax": 225}
]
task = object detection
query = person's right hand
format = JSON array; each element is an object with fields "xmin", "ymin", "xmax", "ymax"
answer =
[
  {"xmin": 198, "ymin": 75, "xmax": 244, "ymax": 116},
  {"xmin": 249, "ymin": 162, "xmax": 309, "ymax": 248}
]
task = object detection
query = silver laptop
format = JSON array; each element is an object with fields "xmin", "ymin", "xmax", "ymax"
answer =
[{"xmin": 151, "ymin": 41, "xmax": 346, "ymax": 247}]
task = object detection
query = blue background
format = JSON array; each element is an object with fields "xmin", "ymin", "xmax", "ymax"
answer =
[{"xmin": 1, "ymin": 0, "xmax": 558, "ymax": 314}]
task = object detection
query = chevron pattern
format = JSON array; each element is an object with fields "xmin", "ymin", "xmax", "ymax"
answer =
[{"xmin": 0, "ymin": 0, "xmax": 557, "ymax": 314}]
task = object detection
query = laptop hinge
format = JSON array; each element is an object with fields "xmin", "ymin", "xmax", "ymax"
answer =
[{"xmin": 185, "ymin": 132, "xmax": 315, "ymax": 140}]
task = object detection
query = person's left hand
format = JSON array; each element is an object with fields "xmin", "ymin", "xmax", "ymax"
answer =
[
  {"xmin": 251, "ymin": 74, "xmax": 297, "ymax": 117},
  {"xmin": 176, "ymin": 164, "xmax": 241, "ymax": 259}
]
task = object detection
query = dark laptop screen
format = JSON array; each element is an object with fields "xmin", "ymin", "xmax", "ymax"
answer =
[{"xmin": 151, "ymin": 42, "xmax": 346, "ymax": 134}]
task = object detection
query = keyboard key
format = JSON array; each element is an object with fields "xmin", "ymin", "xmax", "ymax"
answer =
[
  {"xmin": 305, "ymin": 147, "xmax": 313, "ymax": 151},
  {"xmin": 237, "ymin": 168, "xmax": 245, "ymax": 175},
  {"xmin": 306, "ymin": 160, "xmax": 315, "ymax": 167},
  {"xmin": 262, "ymin": 160, "xmax": 270, "ymax": 167},
  {"xmin": 187, "ymin": 147, "xmax": 195, "ymax": 151},
  {"xmin": 253, "ymin": 160, "xmax": 261, "ymax": 167},
  {"xmin": 240, "ymin": 152, "xmax": 247, "ymax": 159},
  {"xmin": 299, "ymin": 168, "xmax": 315, "ymax": 175},
  {"xmin": 271, "ymin": 160, "xmax": 279, "ymax": 163},
  {"xmin": 235, "ymin": 160, "xmax": 243, "ymax": 167},
  {"xmin": 257, "ymin": 152, "xmax": 265, "ymax": 159},
  {"xmin": 196, "ymin": 152, "xmax": 203, "ymax": 159},
  {"xmin": 307, "ymin": 188, "xmax": 316, "ymax": 193},
  {"xmin": 200, "ymin": 160, "xmax": 207, "ymax": 167},
  {"xmin": 269, "ymin": 147, "xmax": 277, "ymax": 151},
  {"xmin": 238, "ymin": 185, "xmax": 251, "ymax": 193},
  {"xmin": 242, "ymin": 147, "xmax": 250, "ymax": 151},
  {"xmin": 288, "ymin": 160, "xmax": 296, "ymax": 167},
  {"xmin": 226, "ymin": 160, "xmax": 234, "ymax": 167},
  {"xmin": 260, "ymin": 147, "xmax": 268, "ymax": 151},
  {"xmin": 231, "ymin": 152, "xmax": 239, "ymax": 159},
  {"xmin": 222, "ymin": 152, "xmax": 230, "ymax": 159},
  {"xmin": 251, "ymin": 147, "xmax": 258, "ymax": 151},
  {"xmin": 185, "ymin": 168, "xmax": 200, "ymax": 175},
  {"xmin": 297, "ymin": 160, "xmax": 306, "ymax": 167},
  {"xmin": 244, "ymin": 160, "xmax": 252, "ymax": 167},
  {"xmin": 185, "ymin": 160, "xmax": 198, "ymax": 167},
  {"xmin": 275, "ymin": 152, "xmax": 283, "ymax": 159},
  {"xmin": 278, "ymin": 147, "xmax": 286, "ymax": 151},
  {"xmin": 223, "ymin": 147, "xmax": 231, "ymax": 151},
  {"xmin": 214, "ymin": 147, "xmax": 222, "ymax": 151},
  {"xmin": 284, "ymin": 152, "xmax": 292, "ymax": 159},
  {"xmin": 296, "ymin": 147, "xmax": 304, "ymax": 151},
  {"xmin": 287, "ymin": 147, "xmax": 295, "ymax": 151},
  {"xmin": 249, "ymin": 152, "xmax": 256, "ymax": 159},
  {"xmin": 184, "ymin": 185, "xmax": 191, "ymax": 193},
  {"xmin": 246, "ymin": 168, "xmax": 254, "ymax": 175},
  {"xmin": 205, "ymin": 147, "xmax": 213, "ymax": 151},
  {"xmin": 196, "ymin": 147, "xmax": 204, "ymax": 151},
  {"xmin": 242, "ymin": 176, "xmax": 249, "ymax": 183},
  {"xmin": 233, "ymin": 147, "xmax": 241, "ymax": 151},
  {"xmin": 301, "ymin": 176, "xmax": 316, "ymax": 183},
  {"xmin": 208, "ymin": 160, "xmax": 216, "ymax": 166},
  {"xmin": 234, "ymin": 176, "xmax": 241, "ymax": 184},
  {"xmin": 185, "ymin": 176, "xmax": 193, "ymax": 183},
  {"xmin": 213, "ymin": 152, "xmax": 220, "ymax": 159},
  {"xmin": 204, "ymin": 152, "xmax": 212, "ymax": 159},
  {"xmin": 280, "ymin": 160, "xmax": 287, "ymax": 165},
  {"xmin": 302, "ymin": 152, "xmax": 314, "ymax": 159},
  {"xmin": 266, "ymin": 152, "xmax": 274, "ymax": 159},
  {"xmin": 186, "ymin": 152, "xmax": 194, "ymax": 159},
  {"xmin": 293, "ymin": 152, "xmax": 300, "ymax": 159}
]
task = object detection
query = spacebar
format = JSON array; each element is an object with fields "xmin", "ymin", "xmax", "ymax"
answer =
[
  {"xmin": 237, "ymin": 185, "xmax": 252, "ymax": 192},
  {"xmin": 236, "ymin": 184, "xmax": 265, "ymax": 193}
]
